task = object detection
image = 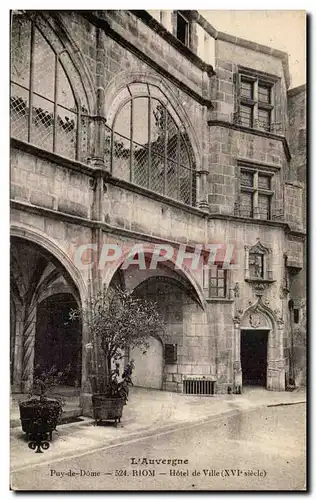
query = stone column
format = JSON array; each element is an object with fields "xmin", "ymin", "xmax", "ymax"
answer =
[
  {"xmin": 197, "ymin": 155, "xmax": 209, "ymax": 211},
  {"xmin": 266, "ymin": 249, "xmax": 273, "ymax": 280},
  {"xmin": 196, "ymin": 170, "xmax": 209, "ymax": 211},
  {"xmin": 244, "ymin": 245, "xmax": 250, "ymax": 279},
  {"xmin": 233, "ymin": 319, "xmax": 242, "ymax": 390},
  {"xmin": 267, "ymin": 320, "xmax": 285, "ymax": 391},
  {"xmin": 12, "ymin": 306, "xmax": 25, "ymax": 392},
  {"xmin": 21, "ymin": 301, "xmax": 37, "ymax": 393},
  {"xmin": 80, "ymin": 319, "xmax": 94, "ymax": 416}
]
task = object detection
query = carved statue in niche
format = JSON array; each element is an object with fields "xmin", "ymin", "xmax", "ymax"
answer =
[{"xmin": 249, "ymin": 252, "xmax": 264, "ymax": 278}]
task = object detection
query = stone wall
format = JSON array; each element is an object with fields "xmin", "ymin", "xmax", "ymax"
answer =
[
  {"xmin": 11, "ymin": 148, "xmax": 94, "ymax": 220},
  {"xmin": 211, "ymin": 37, "xmax": 288, "ymax": 130},
  {"xmin": 287, "ymin": 85, "xmax": 306, "ymax": 184}
]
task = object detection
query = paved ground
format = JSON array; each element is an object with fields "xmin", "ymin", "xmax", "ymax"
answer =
[
  {"xmin": 10, "ymin": 386, "xmax": 306, "ymax": 477},
  {"xmin": 11, "ymin": 403, "xmax": 306, "ymax": 491}
]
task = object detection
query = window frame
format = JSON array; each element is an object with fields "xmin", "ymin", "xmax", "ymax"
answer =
[
  {"xmin": 175, "ymin": 11, "xmax": 190, "ymax": 47},
  {"xmin": 111, "ymin": 89, "xmax": 196, "ymax": 206},
  {"xmin": 238, "ymin": 166, "xmax": 274, "ymax": 220},
  {"xmin": 235, "ymin": 69, "xmax": 276, "ymax": 133},
  {"xmin": 10, "ymin": 14, "xmax": 88, "ymax": 161},
  {"xmin": 208, "ymin": 265, "xmax": 228, "ymax": 299}
]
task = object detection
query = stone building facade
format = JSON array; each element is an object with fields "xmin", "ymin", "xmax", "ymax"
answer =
[{"xmin": 10, "ymin": 10, "xmax": 306, "ymax": 415}]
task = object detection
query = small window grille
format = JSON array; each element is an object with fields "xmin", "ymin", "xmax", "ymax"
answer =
[
  {"xmin": 183, "ymin": 379, "xmax": 215, "ymax": 395},
  {"xmin": 164, "ymin": 344, "xmax": 177, "ymax": 364}
]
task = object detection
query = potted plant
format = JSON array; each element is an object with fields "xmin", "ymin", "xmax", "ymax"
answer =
[
  {"xmin": 70, "ymin": 286, "xmax": 164, "ymax": 426},
  {"xmin": 19, "ymin": 365, "xmax": 64, "ymax": 441}
]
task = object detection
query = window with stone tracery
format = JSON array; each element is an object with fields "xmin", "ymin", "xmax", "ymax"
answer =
[
  {"xmin": 110, "ymin": 84, "xmax": 196, "ymax": 205},
  {"xmin": 10, "ymin": 11, "xmax": 89, "ymax": 161}
]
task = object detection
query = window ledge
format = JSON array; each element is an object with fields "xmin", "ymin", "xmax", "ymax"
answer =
[
  {"xmin": 245, "ymin": 279, "xmax": 275, "ymax": 284},
  {"xmin": 206, "ymin": 298, "xmax": 235, "ymax": 303},
  {"xmin": 11, "ymin": 137, "xmax": 110, "ymax": 179},
  {"xmin": 110, "ymin": 176, "xmax": 209, "ymax": 218}
]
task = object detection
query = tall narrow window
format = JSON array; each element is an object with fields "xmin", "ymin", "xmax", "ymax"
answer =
[
  {"xmin": 209, "ymin": 266, "xmax": 227, "ymax": 298},
  {"xmin": 237, "ymin": 166, "xmax": 273, "ymax": 220},
  {"xmin": 10, "ymin": 12, "xmax": 88, "ymax": 161},
  {"xmin": 235, "ymin": 70, "xmax": 275, "ymax": 132},
  {"xmin": 111, "ymin": 84, "xmax": 195, "ymax": 205},
  {"xmin": 176, "ymin": 11, "xmax": 190, "ymax": 46}
]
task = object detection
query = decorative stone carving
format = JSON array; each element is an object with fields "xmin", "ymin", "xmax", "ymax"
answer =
[
  {"xmin": 273, "ymin": 308, "xmax": 284, "ymax": 325},
  {"xmin": 233, "ymin": 308, "xmax": 243, "ymax": 323},
  {"xmin": 279, "ymin": 280, "xmax": 290, "ymax": 299},
  {"xmin": 233, "ymin": 282, "xmax": 240, "ymax": 298},
  {"xmin": 248, "ymin": 280, "xmax": 274, "ymax": 296},
  {"xmin": 245, "ymin": 239, "xmax": 274, "ymax": 286},
  {"xmin": 89, "ymin": 177, "xmax": 97, "ymax": 190},
  {"xmin": 249, "ymin": 313, "xmax": 261, "ymax": 328}
]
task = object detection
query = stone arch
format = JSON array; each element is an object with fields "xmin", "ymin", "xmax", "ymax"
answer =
[
  {"xmin": 10, "ymin": 224, "xmax": 88, "ymax": 392},
  {"xmin": 10, "ymin": 223, "xmax": 87, "ymax": 304},
  {"xmin": 240, "ymin": 298, "xmax": 280, "ymax": 330},
  {"xmin": 37, "ymin": 282, "xmax": 80, "ymax": 306},
  {"xmin": 104, "ymin": 245, "xmax": 207, "ymax": 311},
  {"xmin": 41, "ymin": 11, "xmax": 96, "ymax": 113},
  {"xmin": 133, "ymin": 275, "xmax": 202, "ymax": 309},
  {"xmin": 104, "ymin": 70, "xmax": 203, "ymax": 169},
  {"xmin": 31, "ymin": 11, "xmax": 95, "ymax": 113}
]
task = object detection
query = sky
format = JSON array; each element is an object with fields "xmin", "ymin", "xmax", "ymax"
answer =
[{"xmin": 200, "ymin": 10, "xmax": 306, "ymax": 88}]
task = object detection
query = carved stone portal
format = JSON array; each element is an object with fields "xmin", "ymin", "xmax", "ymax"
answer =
[{"xmin": 233, "ymin": 297, "xmax": 285, "ymax": 392}]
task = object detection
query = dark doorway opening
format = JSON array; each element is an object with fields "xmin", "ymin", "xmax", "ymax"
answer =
[
  {"xmin": 241, "ymin": 329, "xmax": 268, "ymax": 386},
  {"xmin": 34, "ymin": 293, "xmax": 81, "ymax": 387}
]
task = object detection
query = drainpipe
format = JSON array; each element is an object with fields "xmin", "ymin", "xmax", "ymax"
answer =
[{"xmin": 288, "ymin": 299, "xmax": 295, "ymax": 386}]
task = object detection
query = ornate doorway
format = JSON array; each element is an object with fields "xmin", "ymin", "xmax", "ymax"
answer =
[{"xmin": 233, "ymin": 297, "xmax": 285, "ymax": 391}]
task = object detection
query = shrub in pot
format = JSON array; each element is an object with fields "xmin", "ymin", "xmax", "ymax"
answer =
[
  {"xmin": 19, "ymin": 365, "xmax": 63, "ymax": 440},
  {"xmin": 70, "ymin": 286, "xmax": 164, "ymax": 425}
]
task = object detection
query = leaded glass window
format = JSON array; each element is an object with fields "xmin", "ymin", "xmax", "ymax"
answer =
[
  {"xmin": 258, "ymin": 84, "xmax": 271, "ymax": 104},
  {"xmin": 258, "ymin": 193, "xmax": 270, "ymax": 220},
  {"xmin": 209, "ymin": 266, "xmax": 227, "ymax": 298},
  {"xmin": 237, "ymin": 72, "xmax": 274, "ymax": 133},
  {"xmin": 111, "ymin": 87, "xmax": 195, "ymax": 205},
  {"xmin": 258, "ymin": 108, "xmax": 271, "ymax": 132},
  {"xmin": 240, "ymin": 191, "xmax": 253, "ymax": 218},
  {"xmin": 241, "ymin": 79, "xmax": 253, "ymax": 99},
  {"xmin": 238, "ymin": 167, "xmax": 273, "ymax": 220},
  {"xmin": 240, "ymin": 104, "xmax": 253, "ymax": 128},
  {"xmin": 10, "ymin": 12, "xmax": 89, "ymax": 161},
  {"xmin": 240, "ymin": 170, "xmax": 254, "ymax": 187},
  {"xmin": 258, "ymin": 173, "xmax": 271, "ymax": 190}
]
